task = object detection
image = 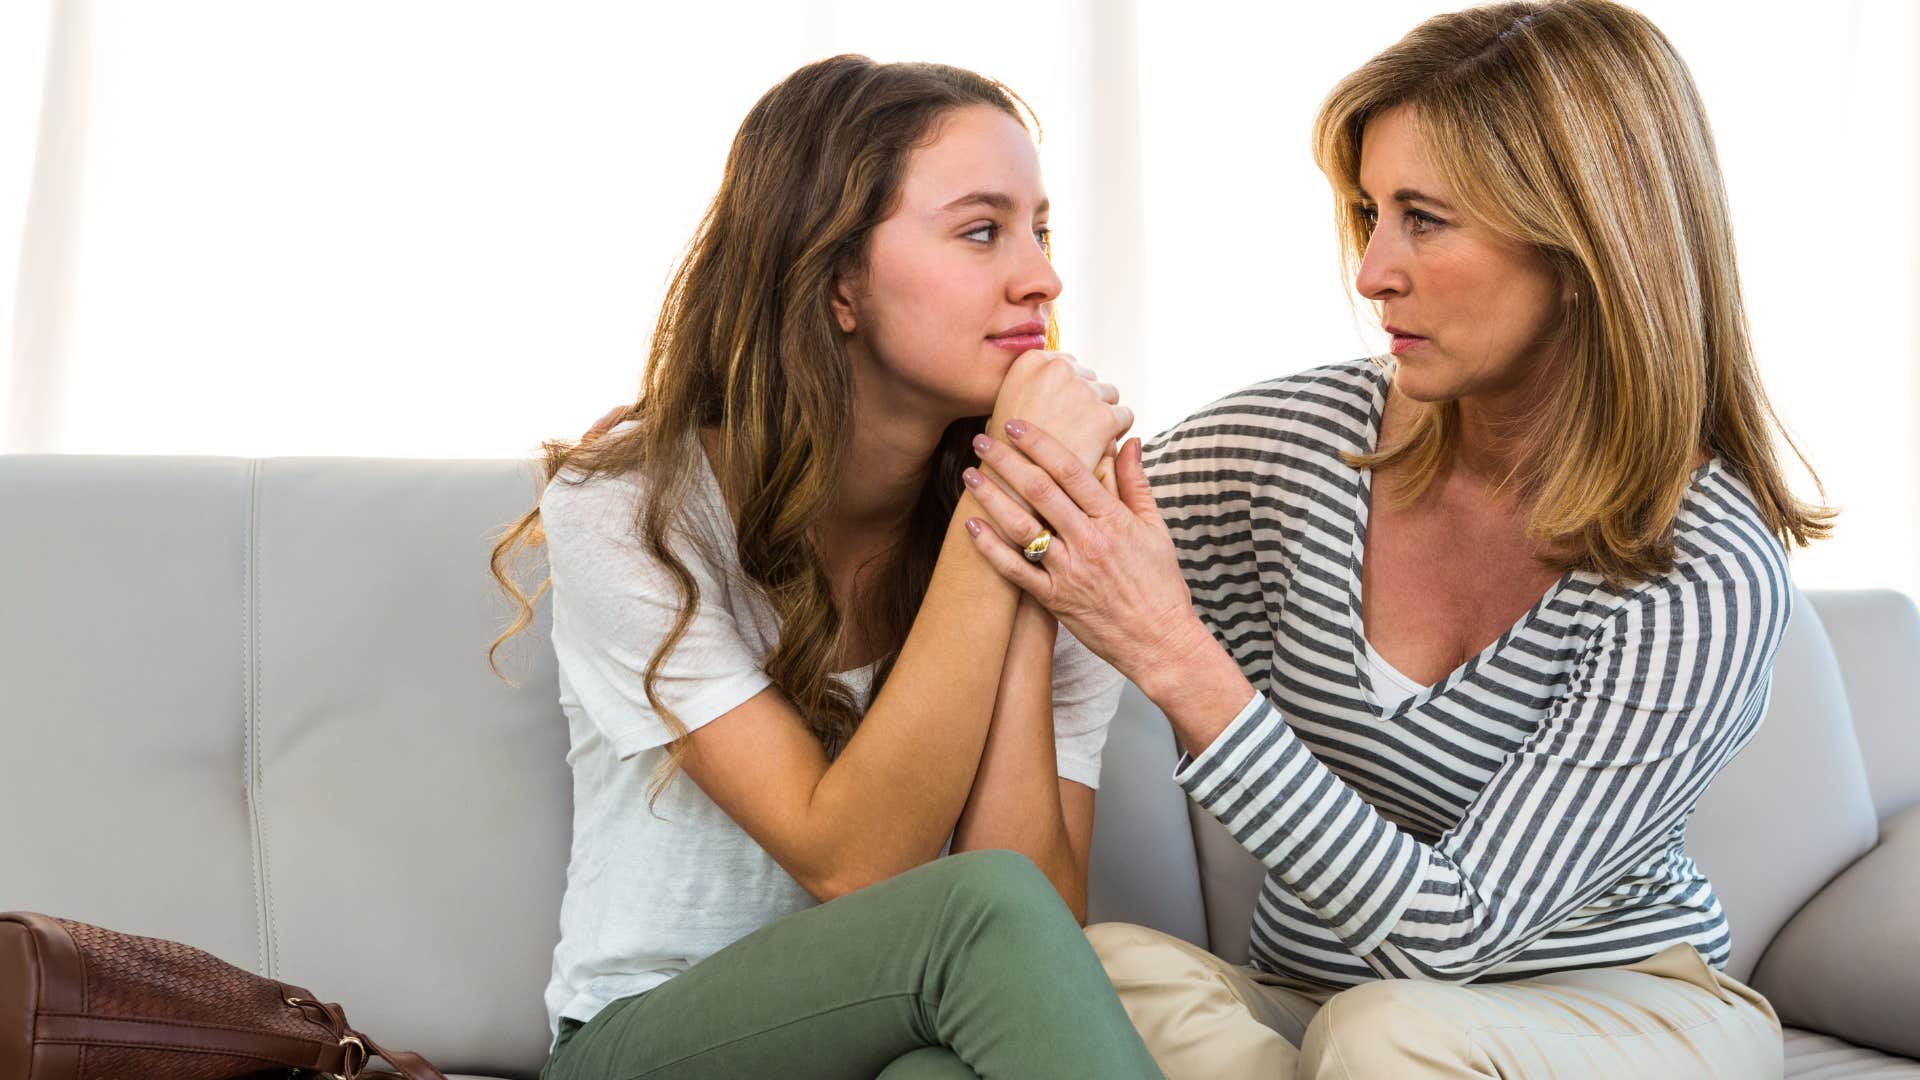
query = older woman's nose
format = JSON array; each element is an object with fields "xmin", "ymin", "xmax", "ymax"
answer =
[{"xmin": 1355, "ymin": 229, "xmax": 1407, "ymax": 301}]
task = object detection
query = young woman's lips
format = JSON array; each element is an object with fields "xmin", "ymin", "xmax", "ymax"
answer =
[{"xmin": 988, "ymin": 333, "xmax": 1047, "ymax": 352}]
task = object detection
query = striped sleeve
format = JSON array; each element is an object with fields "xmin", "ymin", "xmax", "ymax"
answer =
[{"xmin": 1173, "ymin": 543, "xmax": 1791, "ymax": 981}]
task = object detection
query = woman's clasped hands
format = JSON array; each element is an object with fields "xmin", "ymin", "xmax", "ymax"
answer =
[{"xmin": 962, "ymin": 415, "xmax": 1218, "ymax": 695}]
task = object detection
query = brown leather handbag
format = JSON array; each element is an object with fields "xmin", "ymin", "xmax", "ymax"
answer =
[{"xmin": 1, "ymin": 911, "xmax": 448, "ymax": 1080}]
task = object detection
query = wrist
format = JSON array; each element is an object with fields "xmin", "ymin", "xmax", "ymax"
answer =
[
  {"xmin": 1133, "ymin": 619, "xmax": 1254, "ymax": 754},
  {"xmin": 1012, "ymin": 593, "xmax": 1057, "ymax": 640}
]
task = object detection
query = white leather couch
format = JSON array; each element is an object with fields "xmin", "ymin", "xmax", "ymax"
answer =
[{"xmin": 3, "ymin": 455, "xmax": 1917, "ymax": 1079}]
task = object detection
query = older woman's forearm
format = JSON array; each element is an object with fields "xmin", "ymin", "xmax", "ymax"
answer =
[{"xmin": 1133, "ymin": 616, "xmax": 1257, "ymax": 760}]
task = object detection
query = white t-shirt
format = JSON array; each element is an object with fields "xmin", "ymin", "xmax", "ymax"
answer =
[{"xmin": 539, "ymin": 423, "xmax": 1124, "ymax": 1044}]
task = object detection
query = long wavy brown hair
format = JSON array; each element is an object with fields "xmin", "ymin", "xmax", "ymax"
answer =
[
  {"xmin": 1314, "ymin": 0, "xmax": 1833, "ymax": 582},
  {"xmin": 489, "ymin": 56, "xmax": 1043, "ymax": 799}
]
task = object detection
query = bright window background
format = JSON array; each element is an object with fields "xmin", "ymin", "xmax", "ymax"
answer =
[{"xmin": 3, "ymin": 1, "xmax": 1916, "ymax": 595}]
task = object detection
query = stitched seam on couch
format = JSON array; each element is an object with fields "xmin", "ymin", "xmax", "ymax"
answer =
[{"xmin": 243, "ymin": 458, "xmax": 274, "ymax": 979}]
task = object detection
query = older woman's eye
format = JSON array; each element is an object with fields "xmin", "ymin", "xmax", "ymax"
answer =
[
  {"xmin": 1407, "ymin": 209, "xmax": 1446, "ymax": 234},
  {"xmin": 1358, "ymin": 205, "xmax": 1380, "ymax": 228}
]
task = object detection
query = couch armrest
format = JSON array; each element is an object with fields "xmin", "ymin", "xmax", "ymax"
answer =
[
  {"xmin": 1752, "ymin": 804, "xmax": 1920, "ymax": 1060},
  {"xmin": 1807, "ymin": 590, "xmax": 1920, "ymax": 821}
]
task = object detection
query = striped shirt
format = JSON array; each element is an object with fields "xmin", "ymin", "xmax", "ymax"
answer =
[{"xmin": 1144, "ymin": 359, "xmax": 1792, "ymax": 986}]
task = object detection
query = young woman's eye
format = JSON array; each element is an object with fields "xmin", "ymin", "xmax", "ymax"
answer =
[
  {"xmin": 1034, "ymin": 226, "xmax": 1052, "ymax": 256},
  {"xmin": 963, "ymin": 223, "xmax": 998, "ymax": 243}
]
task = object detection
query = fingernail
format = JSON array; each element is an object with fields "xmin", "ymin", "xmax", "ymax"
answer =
[
  {"xmin": 964, "ymin": 518, "xmax": 983, "ymax": 538},
  {"xmin": 972, "ymin": 434, "xmax": 994, "ymax": 455},
  {"xmin": 1005, "ymin": 419, "xmax": 1028, "ymax": 439},
  {"xmin": 962, "ymin": 467, "xmax": 982, "ymax": 489}
]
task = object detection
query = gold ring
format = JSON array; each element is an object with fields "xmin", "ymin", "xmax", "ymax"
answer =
[{"xmin": 1023, "ymin": 529, "xmax": 1053, "ymax": 563}]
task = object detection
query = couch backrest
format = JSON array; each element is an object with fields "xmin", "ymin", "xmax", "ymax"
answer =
[
  {"xmin": 1, "ymin": 456, "xmax": 570, "ymax": 1080},
  {"xmin": 1687, "ymin": 588, "xmax": 1878, "ymax": 982},
  {"xmin": 1803, "ymin": 590, "xmax": 1920, "ymax": 824}
]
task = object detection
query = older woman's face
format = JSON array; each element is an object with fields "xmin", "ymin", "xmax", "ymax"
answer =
[{"xmin": 1355, "ymin": 105, "xmax": 1562, "ymax": 405}]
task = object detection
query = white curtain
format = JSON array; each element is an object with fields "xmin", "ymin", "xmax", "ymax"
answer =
[{"xmin": 3, "ymin": 0, "xmax": 1916, "ymax": 595}]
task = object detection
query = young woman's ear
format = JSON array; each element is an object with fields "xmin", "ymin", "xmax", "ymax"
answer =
[{"xmin": 830, "ymin": 277, "xmax": 860, "ymax": 334}]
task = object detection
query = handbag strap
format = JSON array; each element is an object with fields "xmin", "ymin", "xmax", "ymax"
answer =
[
  {"xmin": 284, "ymin": 991, "xmax": 447, "ymax": 1080},
  {"xmin": 355, "ymin": 1034, "xmax": 449, "ymax": 1080}
]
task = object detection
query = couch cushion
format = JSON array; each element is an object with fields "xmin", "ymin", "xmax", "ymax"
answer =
[
  {"xmin": 1805, "ymin": 590, "xmax": 1920, "ymax": 822},
  {"xmin": 0, "ymin": 456, "xmax": 262, "ymax": 970},
  {"xmin": 1686, "ymin": 588, "xmax": 1879, "ymax": 982},
  {"xmin": 1785, "ymin": 1027, "xmax": 1920, "ymax": 1078},
  {"xmin": 1754, "ymin": 804, "xmax": 1920, "ymax": 1060},
  {"xmin": 248, "ymin": 459, "xmax": 569, "ymax": 1080}
]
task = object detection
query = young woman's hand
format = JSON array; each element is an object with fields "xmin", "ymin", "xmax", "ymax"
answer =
[
  {"xmin": 960, "ymin": 422, "xmax": 1223, "ymax": 695},
  {"xmin": 987, "ymin": 351, "xmax": 1131, "ymax": 469},
  {"xmin": 579, "ymin": 404, "xmax": 631, "ymax": 443}
]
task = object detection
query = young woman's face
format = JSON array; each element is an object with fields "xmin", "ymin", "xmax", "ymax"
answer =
[
  {"xmin": 1354, "ymin": 105, "xmax": 1562, "ymax": 405},
  {"xmin": 837, "ymin": 104, "xmax": 1060, "ymax": 419}
]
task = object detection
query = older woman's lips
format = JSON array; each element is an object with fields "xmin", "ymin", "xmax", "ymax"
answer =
[{"xmin": 1385, "ymin": 326, "xmax": 1427, "ymax": 353}]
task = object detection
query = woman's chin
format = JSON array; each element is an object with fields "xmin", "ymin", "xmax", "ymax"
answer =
[{"xmin": 1390, "ymin": 368, "xmax": 1444, "ymax": 404}]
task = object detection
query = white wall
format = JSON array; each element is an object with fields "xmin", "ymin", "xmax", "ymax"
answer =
[
  {"xmin": 1131, "ymin": 0, "xmax": 1917, "ymax": 592},
  {"xmin": 4, "ymin": 0, "xmax": 1915, "ymax": 593}
]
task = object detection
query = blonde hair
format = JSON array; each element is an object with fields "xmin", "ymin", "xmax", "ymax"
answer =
[{"xmin": 1313, "ymin": 0, "xmax": 1832, "ymax": 582}]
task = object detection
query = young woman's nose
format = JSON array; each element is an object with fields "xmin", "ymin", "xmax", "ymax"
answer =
[
  {"xmin": 1009, "ymin": 236, "xmax": 1063, "ymax": 305},
  {"xmin": 1355, "ymin": 225, "xmax": 1408, "ymax": 302}
]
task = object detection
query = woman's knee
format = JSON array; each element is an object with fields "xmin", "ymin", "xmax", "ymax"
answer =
[
  {"xmin": 875, "ymin": 1046, "xmax": 979, "ymax": 1079},
  {"xmin": 1298, "ymin": 980, "xmax": 1472, "ymax": 1079},
  {"xmin": 933, "ymin": 848, "xmax": 1058, "ymax": 913},
  {"xmin": 1085, "ymin": 921, "xmax": 1207, "ymax": 983}
]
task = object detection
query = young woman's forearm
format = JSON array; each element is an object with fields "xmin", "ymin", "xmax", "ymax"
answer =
[
  {"xmin": 799, "ymin": 492, "xmax": 1027, "ymax": 896},
  {"xmin": 949, "ymin": 597, "xmax": 1084, "ymax": 919}
]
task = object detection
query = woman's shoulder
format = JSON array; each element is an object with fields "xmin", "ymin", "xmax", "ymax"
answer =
[
  {"xmin": 541, "ymin": 422, "xmax": 731, "ymax": 564},
  {"xmin": 1580, "ymin": 461, "xmax": 1795, "ymax": 639},
  {"xmin": 1668, "ymin": 460, "xmax": 1795, "ymax": 592},
  {"xmin": 1143, "ymin": 357, "xmax": 1384, "ymax": 484}
]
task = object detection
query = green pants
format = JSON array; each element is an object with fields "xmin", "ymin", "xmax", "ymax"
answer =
[{"xmin": 540, "ymin": 849, "xmax": 1164, "ymax": 1079}]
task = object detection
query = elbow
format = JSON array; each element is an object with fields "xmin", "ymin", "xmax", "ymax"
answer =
[
  {"xmin": 797, "ymin": 853, "xmax": 912, "ymax": 905},
  {"xmin": 803, "ymin": 870, "xmax": 878, "ymax": 905}
]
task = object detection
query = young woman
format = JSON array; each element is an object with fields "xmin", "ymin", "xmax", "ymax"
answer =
[
  {"xmin": 490, "ymin": 56, "xmax": 1163, "ymax": 1079},
  {"xmin": 961, "ymin": 2, "xmax": 1831, "ymax": 1076}
]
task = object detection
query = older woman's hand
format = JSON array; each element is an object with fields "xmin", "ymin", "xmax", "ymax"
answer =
[{"xmin": 960, "ymin": 421, "xmax": 1212, "ymax": 690}]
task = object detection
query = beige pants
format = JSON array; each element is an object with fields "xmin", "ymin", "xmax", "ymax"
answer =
[{"xmin": 1086, "ymin": 922, "xmax": 1785, "ymax": 1079}]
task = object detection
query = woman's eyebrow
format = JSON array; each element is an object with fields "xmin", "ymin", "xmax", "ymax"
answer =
[
  {"xmin": 936, "ymin": 191, "xmax": 1049, "ymax": 216},
  {"xmin": 1358, "ymin": 184, "xmax": 1456, "ymax": 212}
]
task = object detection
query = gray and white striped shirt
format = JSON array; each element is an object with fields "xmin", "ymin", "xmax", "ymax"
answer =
[{"xmin": 1145, "ymin": 359, "xmax": 1791, "ymax": 985}]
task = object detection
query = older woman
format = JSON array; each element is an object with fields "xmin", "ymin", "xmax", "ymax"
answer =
[{"xmin": 963, "ymin": 1, "xmax": 1831, "ymax": 1076}]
